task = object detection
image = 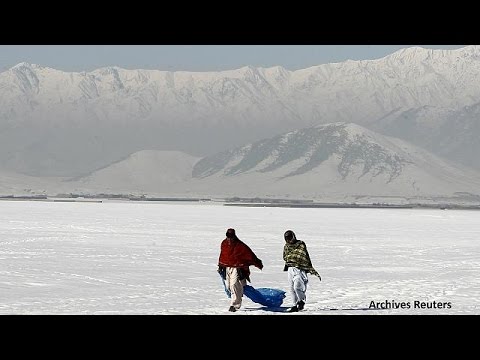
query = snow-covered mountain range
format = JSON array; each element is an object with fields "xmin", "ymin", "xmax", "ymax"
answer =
[
  {"xmin": 185, "ymin": 122, "xmax": 480, "ymax": 199},
  {"xmin": 3, "ymin": 123, "xmax": 478, "ymax": 202},
  {"xmin": 1, "ymin": 46, "xmax": 480, "ymax": 177},
  {"xmin": 67, "ymin": 150, "xmax": 200, "ymax": 194},
  {"xmin": 1, "ymin": 46, "xmax": 480, "ymax": 201}
]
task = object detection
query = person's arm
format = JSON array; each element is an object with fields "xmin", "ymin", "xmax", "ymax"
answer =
[
  {"xmin": 246, "ymin": 242, "xmax": 263, "ymax": 269},
  {"xmin": 256, "ymin": 258, "xmax": 263, "ymax": 270},
  {"xmin": 217, "ymin": 265, "xmax": 226, "ymax": 279}
]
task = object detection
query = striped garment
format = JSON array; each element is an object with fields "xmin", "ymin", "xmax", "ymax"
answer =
[{"xmin": 283, "ymin": 240, "xmax": 321, "ymax": 279}]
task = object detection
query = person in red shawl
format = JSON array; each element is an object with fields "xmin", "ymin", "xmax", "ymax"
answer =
[{"xmin": 218, "ymin": 228, "xmax": 263, "ymax": 312}]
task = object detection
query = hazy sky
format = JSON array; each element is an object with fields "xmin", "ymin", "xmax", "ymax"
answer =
[{"xmin": 0, "ymin": 45, "xmax": 468, "ymax": 72}]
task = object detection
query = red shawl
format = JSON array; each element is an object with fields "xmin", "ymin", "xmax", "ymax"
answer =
[{"xmin": 218, "ymin": 238, "xmax": 262, "ymax": 269}]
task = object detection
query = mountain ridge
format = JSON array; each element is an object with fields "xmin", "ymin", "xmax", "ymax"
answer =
[
  {"xmin": 51, "ymin": 123, "xmax": 480, "ymax": 201},
  {"xmin": 1, "ymin": 46, "xmax": 480, "ymax": 202}
]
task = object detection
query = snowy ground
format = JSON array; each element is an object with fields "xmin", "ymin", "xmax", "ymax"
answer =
[{"xmin": 0, "ymin": 200, "xmax": 479, "ymax": 315}]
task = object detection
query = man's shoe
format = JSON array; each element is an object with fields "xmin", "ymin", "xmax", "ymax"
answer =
[
  {"xmin": 287, "ymin": 305, "xmax": 298, "ymax": 313},
  {"xmin": 297, "ymin": 300, "xmax": 305, "ymax": 311},
  {"xmin": 228, "ymin": 306, "xmax": 236, "ymax": 312}
]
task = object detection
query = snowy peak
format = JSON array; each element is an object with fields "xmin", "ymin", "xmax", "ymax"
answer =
[
  {"xmin": 10, "ymin": 62, "xmax": 34, "ymax": 70},
  {"xmin": 188, "ymin": 122, "xmax": 480, "ymax": 199},
  {"xmin": 70, "ymin": 150, "xmax": 201, "ymax": 193},
  {"xmin": 9, "ymin": 62, "xmax": 41, "ymax": 94},
  {"xmin": 193, "ymin": 123, "xmax": 408, "ymax": 181},
  {"xmin": 385, "ymin": 45, "xmax": 480, "ymax": 63},
  {"xmin": 9, "ymin": 62, "xmax": 51, "ymax": 73},
  {"xmin": 387, "ymin": 47, "xmax": 435, "ymax": 62}
]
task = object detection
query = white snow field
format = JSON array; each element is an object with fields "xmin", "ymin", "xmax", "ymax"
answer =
[{"xmin": 0, "ymin": 200, "xmax": 479, "ymax": 315}]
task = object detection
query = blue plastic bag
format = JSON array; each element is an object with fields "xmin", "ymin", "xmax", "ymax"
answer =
[
  {"xmin": 244, "ymin": 285, "xmax": 286, "ymax": 307},
  {"xmin": 219, "ymin": 272, "xmax": 286, "ymax": 307}
]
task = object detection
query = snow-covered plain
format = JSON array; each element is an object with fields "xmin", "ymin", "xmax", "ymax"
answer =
[{"xmin": 1, "ymin": 200, "xmax": 479, "ymax": 315}]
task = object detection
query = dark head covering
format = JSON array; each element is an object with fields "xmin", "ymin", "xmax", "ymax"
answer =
[
  {"xmin": 226, "ymin": 228, "xmax": 237, "ymax": 239},
  {"xmin": 284, "ymin": 230, "xmax": 297, "ymax": 243}
]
